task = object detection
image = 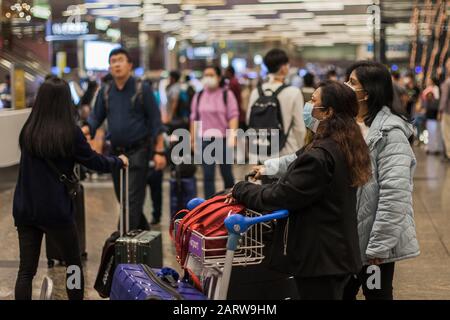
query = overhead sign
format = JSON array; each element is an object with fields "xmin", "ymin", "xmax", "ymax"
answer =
[
  {"xmin": 46, "ymin": 5, "xmax": 95, "ymax": 40},
  {"xmin": 52, "ymin": 22, "xmax": 89, "ymax": 36},
  {"xmin": 187, "ymin": 46, "xmax": 215, "ymax": 59}
]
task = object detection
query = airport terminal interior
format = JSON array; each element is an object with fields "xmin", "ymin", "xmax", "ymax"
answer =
[{"xmin": 1, "ymin": 0, "xmax": 450, "ymax": 300}]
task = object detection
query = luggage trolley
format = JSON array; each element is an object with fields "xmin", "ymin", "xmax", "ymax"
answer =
[{"xmin": 175, "ymin": 200, "xmax": 289, "ymax": 300}]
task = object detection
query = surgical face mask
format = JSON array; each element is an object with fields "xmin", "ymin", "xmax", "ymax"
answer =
[
  {"xmin": 202, "ymin": 76, "xmax": 219, "ymax": 89},
  {"xmin": 303, "ymin": 102, "xmax": 324, "ymax": 133},
  {"xmin": 344, "ymin": 81, "xmax": 368, "ymax": 102}
]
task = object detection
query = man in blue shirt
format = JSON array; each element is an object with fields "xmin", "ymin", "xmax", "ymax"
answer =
[{"xmin": 82, "ymin": 48, "xmax": 166, "ymax": 230}]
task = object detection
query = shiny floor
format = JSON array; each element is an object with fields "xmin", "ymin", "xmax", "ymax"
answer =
[{"xmin": 0, "ymin": 147, "xmax": 449, "ymax": 300}]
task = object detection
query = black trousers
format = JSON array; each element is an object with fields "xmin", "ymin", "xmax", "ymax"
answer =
[
  {"xmin": 343, "ymin": 263, "xmax": 395, "ymax": 300},
  {"xmin": 295, "ymin": 274, "xmax": 351, "ymax": 300},
  {"xmin": 147, "ymin": 168, "xmax": 163, "ymax": 222},
  {"xmin": 15, "ymin": 224, "xmax": 84, "ymax": 300},
  {"xmin": 112, "ymin": 145, "xmax": 150, "ymax": 231}
]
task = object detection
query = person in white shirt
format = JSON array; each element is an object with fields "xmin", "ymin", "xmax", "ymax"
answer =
[{"xmin": 247, "ymin": 49, "xmax": 306, "ymax": 157}]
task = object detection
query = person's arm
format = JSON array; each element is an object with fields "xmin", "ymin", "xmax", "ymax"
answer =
[
  {"xmin": 246, "ymin": 89, "xmax": 258, "ymax": 125},
  {"xmin": 263, "ymin": 153, "xmax": 298, "ymax": 176},
  {"xmin": 366, "ymin": 129, "xmax": 416, "ymax": 260},
  {"xmin": 232, "ymin": 149, "xmax": 332, "ymax": 213},
  {"xmin": 226, "ymin": 90, "xmax": 240, "ymax": 146},
  {"xmin": 168, "ymin": 87, "xmax": 180, "ymax": 122},
  {"xmin": 289, "ymin": 90, "xmax": 306, "ymax": 149},
  {"xmin": 439, "ymin": 80, "xmax": 449, "ymax": 117},
  {"xmin": 190, "ymin": 93, "xmax": 199, "ymax": 148},
  {"xmin": 143, "ymin": 83, "xmax": 166, "ymax": 170},
  {"xmin": 85, "ymin": 87, "xmax": 107, "ymax": 139},
  {"xmin": 74, "ymin": 127, "xmax": 124, "ymax": 172}
]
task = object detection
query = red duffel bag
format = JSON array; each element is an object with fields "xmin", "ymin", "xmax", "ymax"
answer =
[{"xmin": 172, "ymin": 195, "xmax": 245, "ymax": 267}]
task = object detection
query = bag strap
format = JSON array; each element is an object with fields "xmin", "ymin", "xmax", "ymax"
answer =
[
  {"xmin": 178, "ymin": 201, "xmax": 244, "ymax": 266},
  {"xmin": 273, "ymin": 84, "xmax": 288, "ymax": 97},
  {"xmin": 257, "ymin": 84, "xmax": 265, "ymax": 97},
  {"xmin": 131, "ymin": 79, "xmax": 143, "ymax": 109},
  {"xmin": 195, "ymin": 90, "xmax": 204, "ymax": 121},
  {"xmin": 103, "ymin": 82, "xmax": 112, "ymax": 113},
  {"xmin": 175, "ymin": 196, "xmax": 244, "ymax": 266},
  {"xmin": 103, "ymin": 79, "xmax": 144, "ymax": 115},
  {"xmin": 223, "ymin": 89, "xmax": 228, "ymax": 107},
  {"xmin": 45, "ymin": 159, "xmax": 65, "ymax": 180},
  {"xmin": 169, "ymin": 209, "xmax": 189, "ymax": 242},
  {"xmin": 45, "ymin": 159, "xmax": 79, "ymax": 191},
  {"xmin": 175, "ymin": 196, "xmax": 226, "ymax": 261},
  {"xmin": 176, "ymin": 166, "xmax": 183, "ymax": 212}
]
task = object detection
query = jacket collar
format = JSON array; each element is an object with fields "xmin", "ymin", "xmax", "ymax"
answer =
[
  {"xmin": 365, "ymin": 106, "xmax": 414, "ymax": 150},
  {"xmin": 113, "ymin": 75, "xmax": 134, "ymax": 92}
]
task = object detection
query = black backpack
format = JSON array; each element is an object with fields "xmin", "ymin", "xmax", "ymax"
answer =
[{"xmin": 248, "ymin": 84, "xmax": 290, "ymax": 154}]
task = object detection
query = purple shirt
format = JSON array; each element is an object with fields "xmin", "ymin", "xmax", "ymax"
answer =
[{"xmin": 190, "ymin": 88, "xmax": 239, "ymax": 138}]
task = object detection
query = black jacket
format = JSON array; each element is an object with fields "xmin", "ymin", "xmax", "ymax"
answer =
[
  {"xmin": 13, "ymin": 127, "xmax": 123, "ymax": 227},
  {"xmin": 232, "ymin": 138, "xmax": 362, "ymax": 278}
]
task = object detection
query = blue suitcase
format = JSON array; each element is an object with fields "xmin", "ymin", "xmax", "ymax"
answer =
[
  {"xmin": 170, "ymin": 177, "xmax": 197, "ymax": 218},
  {"xmin": 110, "ymin": 264, "xmax": 207, "ymax": 300}
]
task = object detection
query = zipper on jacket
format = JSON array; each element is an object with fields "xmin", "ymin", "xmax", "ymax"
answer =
[
  {"xmin": 283, "ymin": 218, "xmax": 289, "ymax": 256},
  {"xmin": 141, "ymin": 264, "xmax": 184, "ymax": 300}
]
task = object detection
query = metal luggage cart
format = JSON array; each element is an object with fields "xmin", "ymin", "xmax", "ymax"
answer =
[{"xmin": 174, "ymin": 206, "xmax": 289, "ymax": 300}]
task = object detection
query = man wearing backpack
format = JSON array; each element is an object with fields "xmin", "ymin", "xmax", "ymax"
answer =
[
  {"xmin": 82, "ymin": 48, "xmax": 166, "ymax": 230},
  {"xmin": 247, "ymin": 49, "xmax": 306, "ymax": 161}
]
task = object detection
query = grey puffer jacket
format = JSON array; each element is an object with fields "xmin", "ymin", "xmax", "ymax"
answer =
[
  {"xmin": 263, "ymin": 106, "xmax": 420, "ymax": 266},
  {"xmin": 357, "ymin": 106, "xmax": 419, "ymax": 265}
]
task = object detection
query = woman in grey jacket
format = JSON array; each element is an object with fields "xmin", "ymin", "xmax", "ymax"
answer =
[{"xmin": 255, "ymin": 61, "xmax": 420, "ymax": 300}]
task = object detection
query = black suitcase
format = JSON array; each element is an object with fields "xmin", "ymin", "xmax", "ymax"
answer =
[
  {"xmin": 46, "ymin": 183, "xmax": 87, "ymax": 268},
  {"xmin": 226, "ymin": 247, "xmax": 300, "ymax": 300},
  {"xmin": 115, "ymin": 230, "xmax": 163, "ymax": 267}
]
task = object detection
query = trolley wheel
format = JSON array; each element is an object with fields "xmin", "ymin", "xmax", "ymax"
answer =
[{"xmin": 47, "ymin": 259, "xmax": 55, "ymax": 268}]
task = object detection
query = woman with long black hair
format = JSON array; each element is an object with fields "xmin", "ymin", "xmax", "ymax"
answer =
[
  {"xmin": 13, "ymin": 77, "xmax": 128, "ymax": 300},
  {"xmin": 342, "ymin": 61, "xmax": 419, "ymax": 300},
  {"xmin": 227, "ymin": 81, "xmax": 372, "ymax": 299}
]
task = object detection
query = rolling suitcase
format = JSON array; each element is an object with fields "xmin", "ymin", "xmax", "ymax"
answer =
[
  {"xmin": 94, "ymin": 168, "xmax": 163, "ymax": 298},
  {"xmin": 110, "ymin": 264, "xmax": 207, "ymax": 300},
  {"xmin": 226, "ymin": 245, "xmax": 300, "ymax": 300},
  {"xmin": 115, "ymin": 230, "xmax": 163, "ymax": 267},
  {"xmin": 169, "ymin": 164, "xmax": 197, "ymax": 218},
  {"xmin": 170, "ymin": 177, "xmax": 197, "ymax": 218},
  {"xmin": 46, "ymin": 166, "xmax": 87, "ymax": 267}
]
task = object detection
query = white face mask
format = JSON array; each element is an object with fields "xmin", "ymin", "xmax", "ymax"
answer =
[
  {"xmin": 202, "ymin": 76, "xmax": 219, "ymax": 89},
  {"xmin": 344, "ymin": 81, "xmax": 368, "ymax": 102}
]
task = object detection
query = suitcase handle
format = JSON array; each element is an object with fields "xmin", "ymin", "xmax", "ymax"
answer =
[{"xmin": 119, "ymin": 168, "xmax": 129, "ymax": 236}]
